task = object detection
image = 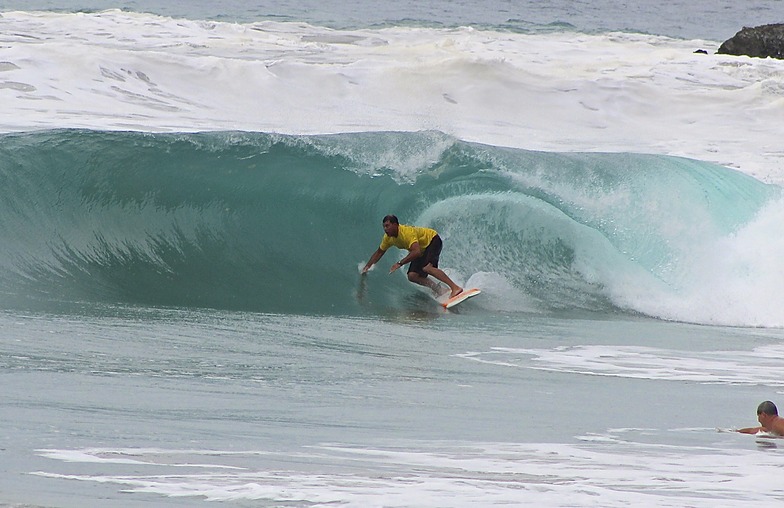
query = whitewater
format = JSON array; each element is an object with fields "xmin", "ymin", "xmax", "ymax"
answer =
[
  {"xmin": 1, "ymin": 9, "xmax": 783, "ymax": 183},
  {"xmin": 3, "ymin": 3, "xmax": 784, "ymax": 508}
]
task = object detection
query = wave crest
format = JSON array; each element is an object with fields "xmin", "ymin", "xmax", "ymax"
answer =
[{"xmin": 0, "ymin": 130, "xmax": 780, "ymax": 325}]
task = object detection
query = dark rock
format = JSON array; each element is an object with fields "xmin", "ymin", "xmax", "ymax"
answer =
[
  {"xmin": 717, "ymin": 23, "xmax": 784, "ymax": 59},
  {"xmin": 693, "ymin": 49, "xmax": 708, "ymax": 54}
]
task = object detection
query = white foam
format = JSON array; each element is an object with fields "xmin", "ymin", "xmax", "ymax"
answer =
[
  {"xmin": 36, "ymin": 448, "xmax": 248, "ymax": 468},
  {"xmin": 31, "ymin": 442, "xmax": 784, "ymax": 506},
  {"xmin": 458, "ymin": 343, "xmax": 784, "ymax": 385},
  {"xmin": 1, "ymin": 11, "xmax": 783, "ymax": 183},
  {"xmin": 465, "ymin": 271, "xmax": 539, "ymax": 313},
  {"xmin": 605, "ymin": 198, "xmax": 784, "ymax": 326}
]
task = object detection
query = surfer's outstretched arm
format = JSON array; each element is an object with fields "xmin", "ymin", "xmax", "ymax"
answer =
[{"xmin": 362, "ymin": 248, "xmax": 385, "ymax": 274}]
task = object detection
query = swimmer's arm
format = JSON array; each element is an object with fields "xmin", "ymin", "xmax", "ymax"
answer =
[{"xmin": 737, "ymin": 426, "xmax": 763, "ymax": 434}]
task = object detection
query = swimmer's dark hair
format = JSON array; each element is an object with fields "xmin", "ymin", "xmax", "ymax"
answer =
[
  {"xmin": 382, "ymin": 215, "xmax": 399, "ymax": 224},
  {"xmin": 757, "ymin": 401, "xmax": 778, "ymax": 416}
]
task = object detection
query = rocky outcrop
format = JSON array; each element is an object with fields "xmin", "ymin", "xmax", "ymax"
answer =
[{"xmin": 717, "ymin": 23, "xmax": 784, "ymax": 59}]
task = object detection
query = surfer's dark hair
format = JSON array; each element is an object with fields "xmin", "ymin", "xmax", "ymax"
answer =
[
  {"xmin": 757, "ymin": 401, "xmax": 778, "ymax": 416},
  {"xmin": 382, "ymin": 215, "xmax": 399, "ymax": 224}
]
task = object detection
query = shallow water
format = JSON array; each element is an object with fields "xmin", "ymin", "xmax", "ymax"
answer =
[{"xmin": 3, "ymin": 306, "xmax": 784, "ymax": 506}]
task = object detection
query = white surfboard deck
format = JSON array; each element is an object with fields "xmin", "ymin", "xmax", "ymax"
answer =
[{"xmin": 441, "ymin": 288, "xmax": 481, "ymax": 309}]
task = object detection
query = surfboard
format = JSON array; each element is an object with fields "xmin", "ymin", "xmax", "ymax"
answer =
[{"xmin": 442, "ymin": 288, "xmax": 481, "ymax": 309}]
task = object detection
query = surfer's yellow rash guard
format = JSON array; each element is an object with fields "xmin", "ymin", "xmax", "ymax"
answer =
[{"xmin": 380, "ymin": 224, "xmax": 437, "ymax": 252}]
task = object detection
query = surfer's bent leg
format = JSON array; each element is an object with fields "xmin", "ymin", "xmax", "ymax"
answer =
[{"xmin": 408, "ymin": 236, "xmax": 462, "ymax": 297}]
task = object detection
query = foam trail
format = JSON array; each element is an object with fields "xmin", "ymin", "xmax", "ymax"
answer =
[
  {"xmin": 30, "ymin": 442, "xmax": 784, "ymax": 506},
  {"xmin": 458, "ymin": 343, "xmax": 784, "ymax": 385}
]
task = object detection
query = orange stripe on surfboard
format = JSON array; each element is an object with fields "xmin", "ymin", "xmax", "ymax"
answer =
[{"xmin": 442, "ymin": 288, "xmax": 481, "ymax": 309}]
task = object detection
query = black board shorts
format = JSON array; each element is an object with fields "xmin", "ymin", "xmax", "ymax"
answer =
[{"xmin": 408, "ymin": 235, "xmax": 442, "ymax": 276}]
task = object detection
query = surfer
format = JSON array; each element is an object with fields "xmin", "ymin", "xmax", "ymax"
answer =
[
  {"xmin": 361, "ymin": 215, "xmax": 463, "ymax": 298},
  {"xmin": 737, "ymin": 401, "xmax": 784, "ymax": 436}
]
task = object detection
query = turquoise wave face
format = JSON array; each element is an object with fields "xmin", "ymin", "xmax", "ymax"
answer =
[{"xmin": 0, "ymin": 130, "xmax": 778, "ymax": 321}]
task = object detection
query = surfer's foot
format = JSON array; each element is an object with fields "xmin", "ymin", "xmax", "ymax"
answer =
[{"xmin": 449, "ymin": 287, "xmax": 463, "ymax": 298}]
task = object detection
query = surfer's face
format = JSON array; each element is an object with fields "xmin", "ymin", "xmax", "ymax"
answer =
[{"xmin": 383, "ymin": 220, "xmax": 398, "ymax": 237}]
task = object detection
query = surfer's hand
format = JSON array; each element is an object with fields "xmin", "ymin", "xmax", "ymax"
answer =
[{"xmin": 389, "ymin": 262, "xmax": 401, "ymax": 274}]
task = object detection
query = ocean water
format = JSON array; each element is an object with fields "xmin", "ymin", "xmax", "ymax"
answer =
[{"xmin": 2, "ymin": 1, "xmax": 784, "ymax": 507}]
